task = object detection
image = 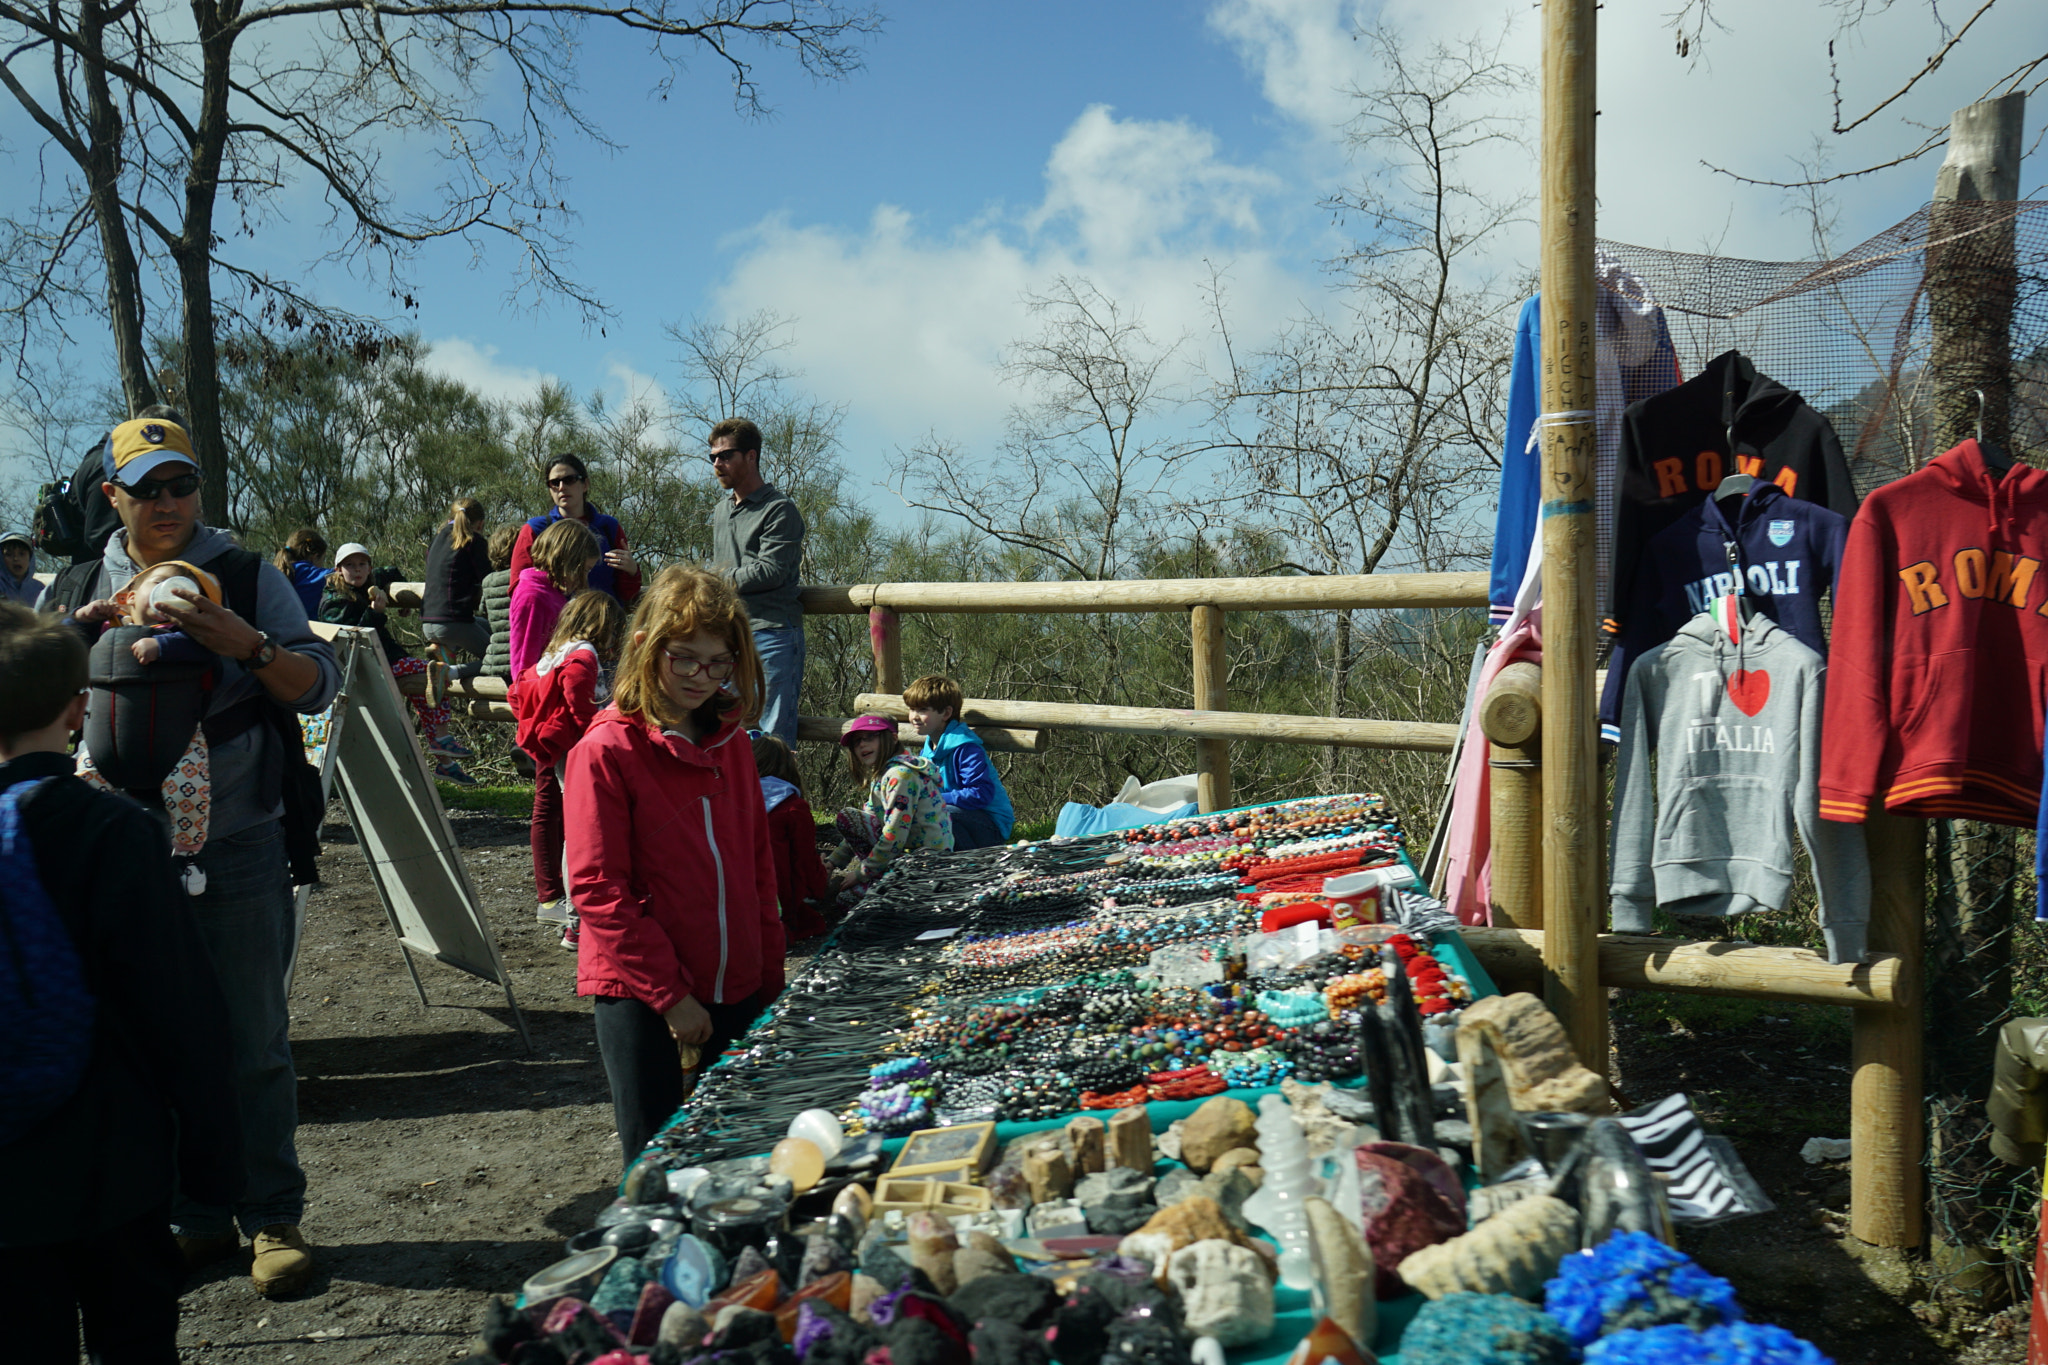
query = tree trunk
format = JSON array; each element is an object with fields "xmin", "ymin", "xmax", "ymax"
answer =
[
  {"xmin": 78, "ymin": 0, "xmax": 157, "ymax": 418},
  {"xmin": 1922, "ymin": 90, "xmax": 2025, "ymax": 1298},
  {"xmin": 181, "ymin": 5, "xmax": 235, "ymax": 527}
]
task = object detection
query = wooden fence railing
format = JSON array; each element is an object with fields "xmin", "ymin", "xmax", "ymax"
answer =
[{"xmin": 393, "ymin": 570, "xmax": 1489, "ymax": 813}]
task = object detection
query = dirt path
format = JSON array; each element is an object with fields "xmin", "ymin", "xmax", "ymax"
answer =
[{"xmin": 177, "ymin": 807, "xmax": 622, "ymax": 1364}]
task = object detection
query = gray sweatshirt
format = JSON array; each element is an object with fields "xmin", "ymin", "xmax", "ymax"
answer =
[
  {"xmin": 710, "ymin": 483, "xmax": 806, "ymax": 630},
  {"xmin": 1610, "ymin": 612, "xmax": 1869, "ymax": 963},
  {"xmin": 89, "ymin": 525, "xmax": 341, "ymax": 840}
]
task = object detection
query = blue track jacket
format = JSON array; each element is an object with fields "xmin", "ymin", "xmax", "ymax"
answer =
[{"xmin": 923, "ymin": 720, "xmax": 1014, "ymax": 840}]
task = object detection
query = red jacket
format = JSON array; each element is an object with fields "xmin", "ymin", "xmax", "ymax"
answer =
[
  {"xmin": 513, "ymin": 643, "xmax": 604, "ymax": 769},
  {"xmin": 565, "ymin": 706, "xmax": 786, "ymax": 1012},
  {"xmin": 765, "ymin": 788, "xmax": 830, "ymax": 930},
  {"xmin": 1821, "ymin": 439, "xmax": 2048, "ymax": 825}
]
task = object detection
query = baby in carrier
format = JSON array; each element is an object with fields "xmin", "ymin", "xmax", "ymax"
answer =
[{"xmin": 68, "ymin": 560, "xmax": 224, "ymax": 891}]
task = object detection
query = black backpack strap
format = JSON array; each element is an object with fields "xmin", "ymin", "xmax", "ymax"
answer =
[{"xmin": 45, "ymin": 559, "xmax": 105, "ymax": 619}]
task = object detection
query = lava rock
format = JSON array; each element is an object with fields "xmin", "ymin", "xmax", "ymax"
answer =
[
  {"xmin": 951, "ymin": 1272, "xmax": 1060, "ymax": 1330},
  {"xmin": 971, "ymin": 1318, "xmax": 1052, "ymax": 1365}
]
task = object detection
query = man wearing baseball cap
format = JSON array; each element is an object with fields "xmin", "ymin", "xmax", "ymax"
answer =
[
  {"xmin": 53, "ymin": 409, "xmax": 339, "ymax": 1299},
  {"xmin": 0, "ymin": 529, "xmax": 39, "ymax": 609}
]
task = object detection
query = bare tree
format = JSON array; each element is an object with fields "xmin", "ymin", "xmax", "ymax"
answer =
[
  {"xmin": 0, "ymin": 0, "xmax": 879, "ymax": 524},
  {"xmin": 1669, "ymin": 0, "xmax": 2046, "ymax": 188},
  {"xmin": 892, "ymin": 276, "xmax": 1197, "ymax": 583},
  {"xmin": 1202, "ymin": 27, "xmax": 1524, "ymax": 762}
]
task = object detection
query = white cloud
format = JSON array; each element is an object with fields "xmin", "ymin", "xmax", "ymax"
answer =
[
  {"xmin": 421, "ymin": 337, "xmax": 558, "ymax": 404},
  {"xmin": 1205, "ymin": 0, "xmax": 1374, "ymax": 139},
  {"xmin": 1208, "ymin": 0, "xmax": 2045, "ymax": 262},
  {"xmin": 709, "ymin": 108, "xmax": 1313, "ymax": 453},
  {"xmin": 1031, "ymin": 104, "xmax": 1279, "ymax": 257}
]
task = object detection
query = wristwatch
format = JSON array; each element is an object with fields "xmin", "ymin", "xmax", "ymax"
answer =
[{"xmin": 246, "ymin": 631, "xmax": 280, "ymax": 670}]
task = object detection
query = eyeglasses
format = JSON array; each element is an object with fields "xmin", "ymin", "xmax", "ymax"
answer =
[
  {"xmin": 116, "ymin": 472, "xmax": 201, "ymax": 500},
  {"xmin": 664, "ymin": 650, "xmax": 736, "ymax": 680},
  {"xmin": 546, "ymin": 476, "xmax": 584, "ymax": 489},
  {"xmin": 708, "ymin": 447, "xmax": 749, "ymax": 465}
]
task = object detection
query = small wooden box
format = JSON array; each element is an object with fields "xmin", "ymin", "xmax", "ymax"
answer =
[
  {"xmin": 888, "ymin": 1121, "xmax": 997, "ymax": 1177},
  {"xmin": 871, "ymin": 1176, "xmax": 994, "ymax": 1218}
]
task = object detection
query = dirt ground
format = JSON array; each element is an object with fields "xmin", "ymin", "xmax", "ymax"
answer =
[
  {"xmin": 169, "ymin": 804, "xmax": 2038, "ymax": 1363},
  {"xmin": 176, "ymin": 805, "xmax": 624, "ymax": 1363}
]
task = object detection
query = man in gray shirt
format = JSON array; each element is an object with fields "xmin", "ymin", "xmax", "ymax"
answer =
[
  {"xmin": 45, "ymin": 411, "xmax": 339, "ymax": 1299},
  {"xmin": 708, "ymin": 417, "xmax": 806, "ymax": 745}
]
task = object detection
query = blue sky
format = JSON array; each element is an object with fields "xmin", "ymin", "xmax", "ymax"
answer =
[{"xmin": 4, "ymin": 0, "xmax": 2043, "ymax": 496}]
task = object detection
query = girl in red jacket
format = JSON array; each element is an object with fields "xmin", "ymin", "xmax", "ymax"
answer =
[
  {"xmin": 513, "ymin": 590, "xmax": 627, "ymax": 943},
  {"xmin": 565, "ymin": 565, "xmax": 786, "ymax": 1167},
  {"xmin": 751, "ymin": 733, "xmax": 832, "ymax": 940}
]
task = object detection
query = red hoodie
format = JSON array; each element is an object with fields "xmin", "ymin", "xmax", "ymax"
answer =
[
  {"xmin": 1821, "ymin": 439, "xmax": 2048, "ymax": 825},
  {"xmin": 512, "ymin": 643, "xmax": 604, "ymax": 768},
  {"xmin": 565, "ymin": 706, "xmax": 786, "ymax": 1013}
]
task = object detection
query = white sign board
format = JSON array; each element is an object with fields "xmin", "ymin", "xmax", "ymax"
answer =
[{"xmin": 314, "ymin": 627, "xmax": 529, "ymax": 1050}]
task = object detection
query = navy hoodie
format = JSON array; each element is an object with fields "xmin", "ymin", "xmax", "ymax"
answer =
[
  {"xmin": 1609, "ymin": 350, "xmax": 1859, "ymax": 646},
  {"xmin": 1600, "ymin": 482, "xmax": 1848, "ymax": 739}
]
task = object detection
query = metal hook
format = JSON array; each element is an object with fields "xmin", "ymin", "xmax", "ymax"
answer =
[{"xmin": 1976, "ymin": 389, "xmax": 1988, "ymax": 445}]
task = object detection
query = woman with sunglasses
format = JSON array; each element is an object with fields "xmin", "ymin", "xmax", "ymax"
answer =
[
  {"xmin": 563, "ymin": 565, "xmax": 784, "ymax": 1167},
  {"xmin": 507, "ymin": 453, "xmax": 641, "ymax": 604}
]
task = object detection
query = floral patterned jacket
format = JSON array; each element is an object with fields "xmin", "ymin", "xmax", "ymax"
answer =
[{"xmin": 862, "ymin": 752, "xmax": 954, "ymax": 879}]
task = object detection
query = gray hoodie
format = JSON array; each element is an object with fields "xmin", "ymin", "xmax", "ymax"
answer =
[
  {"xmin": 1610, "ymin": 611, "xmax": 1869, "ymax": 963},
  {"xmin": 88, "ymin": 525, "xmax": 341, "ymax": 840}
]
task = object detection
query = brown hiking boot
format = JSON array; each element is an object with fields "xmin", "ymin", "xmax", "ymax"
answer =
[
  {"xmin": 250, "ymin": 1223, "xmax": 314, "ymax": 1298},
  {"xmin": 176, "ymin": 1231, "xmax": 241, "ymax": 1272}
]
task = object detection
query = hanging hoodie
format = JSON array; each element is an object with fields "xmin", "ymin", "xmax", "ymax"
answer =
[
  {"xmin": 1488, "ymin": 256, "xmax": 1684, "ymax": 626},
  {"xmin": 1821, "ymin": 439, "xmax": 2048, "ymax": 826},
  {"xmin": 1612, "ymin": 612, "xmax": 1869, "ymax": 964},
  {"xmin": 1608, "ymin": 351, "xmax": 1859, "ymax": 660},
  {"xmin": 1599, "ymin": 481, "xmax": 1849, "ymax": 738}
]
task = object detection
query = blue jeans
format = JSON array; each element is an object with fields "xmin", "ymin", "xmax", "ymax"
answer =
[
  {"xmin": 949, "ymin": 805, "xmax": 1005, "ymax": 850},
  {"xmin": 170, "ymin": 822, "xmax": 306, "ymax": 1238},
  {"xmin": 753, "ymin": 624, "xmax": 805, "ymax": 748}
]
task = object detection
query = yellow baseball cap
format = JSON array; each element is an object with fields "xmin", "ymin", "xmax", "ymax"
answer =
[{"xmin": 106, "ymin": 418, "xmax": 197, "ymax": 486}]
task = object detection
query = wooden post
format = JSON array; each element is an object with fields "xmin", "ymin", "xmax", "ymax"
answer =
[
  {"xmin": 1480, "ymin": 662, "xmax": 1543, "ymax": 930},
  {"xmin": 869, "ymin": 606, "xmax": 903, "ymax": 695},
  {"xmin": 1192, "ymin": 604, "xmax": 1230, "ymax": 812},
  {"xmin": 1851, "ymin": 810, "xmax": 1926, "ymax": 1248},
  {"xmin": 1537, "ymin": 0, "xmax": 1605, "ymax": 1076}
]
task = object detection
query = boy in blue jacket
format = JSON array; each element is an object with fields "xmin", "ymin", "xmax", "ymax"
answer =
[{"xmin": 906, "ymin": 674, "xmax": 1015, "ymax": 850}]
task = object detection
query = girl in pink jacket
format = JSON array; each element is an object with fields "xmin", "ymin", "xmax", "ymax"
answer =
[{"xmin": 564, "ymin": 565, "xmax": 785, "ymax": 1167}]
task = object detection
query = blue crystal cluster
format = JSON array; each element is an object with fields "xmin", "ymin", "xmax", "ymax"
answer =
[
  {"xmin": 1544, "ymin": 1231, "xmax": 1742, "ymax": 1347},
  {"xmin": 1581, "ymin": 1322, "xmax": 1835, "ymax": 1365}
]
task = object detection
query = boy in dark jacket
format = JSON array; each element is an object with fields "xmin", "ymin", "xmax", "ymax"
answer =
[{"xmin": 0, "ymin": 600, "xmax": 242, "ymax": 1360}]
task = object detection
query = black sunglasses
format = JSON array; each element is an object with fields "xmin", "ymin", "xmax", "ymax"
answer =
[
  {"xmin": 116, "ymin": 472, "xmax": 201, "ymax": 500},
  {"xmin": 547, "ymin": 475, "xmax": 584, "ymax": 489},
  {"xmin": 708, "ymin": 447, "xmax": 751, "ymax": 465}
]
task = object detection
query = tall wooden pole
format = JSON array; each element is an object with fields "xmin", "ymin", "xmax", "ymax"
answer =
[
  {"xmin": 1537, "ymin": 0, "xmax": 1605, "ymax": 1075},
  {"xmin": 1191, "ymin": 604, "xmax": 1231, "ymax": 812}
]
